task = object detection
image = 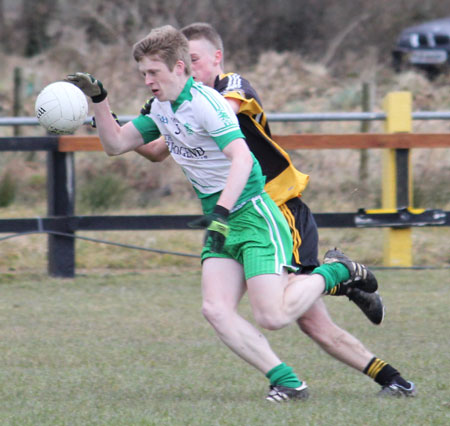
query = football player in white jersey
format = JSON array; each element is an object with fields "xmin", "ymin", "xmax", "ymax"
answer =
[
  {"xmin": 173, "ymin": 22, "xmax": 415, "ymax": 398},
  {"xmin": 66, "ymin": 25, "xmax": 388, "ymax": 402}
]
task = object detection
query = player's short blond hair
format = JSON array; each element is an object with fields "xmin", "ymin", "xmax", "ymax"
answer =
[
  {"xmin": 181, "ymin": 23, "xmax": 224, "ymax": 67},
  {"xmin": 132, "ymin": 25, "xmax": 191, "ymax": 76}
]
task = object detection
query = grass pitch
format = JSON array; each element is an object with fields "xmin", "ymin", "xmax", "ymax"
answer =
[{"xmin": 0, "ymin": 268, "xmax": 448, "ymax": 425}]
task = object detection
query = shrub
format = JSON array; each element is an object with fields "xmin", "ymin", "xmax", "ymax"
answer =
[
  {"xmin": 78, "ymin": 173, "xmax": 126, "ymax": 212},
  {"xmin": 0, "ymin": 171, "xmax": 17, "ymax": 207}
]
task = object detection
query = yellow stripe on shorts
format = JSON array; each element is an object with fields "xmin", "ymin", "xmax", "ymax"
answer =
[{"xmin": 279, "ymin": 204, "xmax": 302, "ymax": 265}]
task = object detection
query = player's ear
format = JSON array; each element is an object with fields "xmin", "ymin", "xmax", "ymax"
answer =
[
  {"xmin": 174, "ymin": 60, "xmax": 185, "ymax": 75},
  {"xmin": 214, "ymin": 49, "xmax": 223, "ymax": 66}
]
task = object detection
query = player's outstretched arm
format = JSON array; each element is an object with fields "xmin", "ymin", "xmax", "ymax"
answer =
[
  {"xmin": 66, "ymin": 72, "xmax": 145, "ymax": 156},
  {"xmin": 91, "ymin": 99, "xmax": 145, "ymax": 156}
]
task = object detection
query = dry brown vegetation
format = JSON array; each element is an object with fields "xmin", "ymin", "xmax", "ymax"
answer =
[{"xmin": 0, "ymin": 1, "xmax": 449, "ymax": 271}]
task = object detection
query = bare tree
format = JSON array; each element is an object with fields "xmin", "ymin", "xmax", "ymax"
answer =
[
  {"xmin": 22, "ymin": 0, "xmax": 55, "ymax": 57},
  {"xmin": 4, "ymin": 0, "xmax": 450, "ymax": 67},
  {"xmin": 0, "ymin": 0, "xmax": 4, "ymax": 46},
  {"xmin": 321, "ymin": 13, "xmax": 371, "ymax": 67}
]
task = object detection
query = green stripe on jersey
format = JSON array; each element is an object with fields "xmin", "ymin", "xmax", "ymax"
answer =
[
  {"xmin": 212, "ymin": 129, "xmax": 245, "ymax": 150},
  {"xmin": 132, "ymin": 115, "xmax": 161, "ymax": 143},
  {"xmin": 209, "ymin": 124, "xmax": 242, "ymax": 136},
  {"xmin": 171, "ymin": 77, "xmax": 194, "ymax": 112},
  {"xmin": 193, "ymin": 82, "xmax": 223, "ymax": 111}
]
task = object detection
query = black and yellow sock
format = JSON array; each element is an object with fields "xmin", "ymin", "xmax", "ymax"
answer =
[
  {"xmin": 312, "ymin": 263, "xmax": 350, "ymax": 294},
  {"xmin": 266, "ymin": 363, "xmax": 302, "ymax": 388},
  {"xmin": 328, "ymin": 283, "xmax": 347, "ymax": 296},
  {"xmin": 364, "ymin": 357, "xmax": 409, "ymax": 387}
]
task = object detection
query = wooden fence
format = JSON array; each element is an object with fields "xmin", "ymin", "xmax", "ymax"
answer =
[{"xmin": 0, "ymin": 131, "xmax": 448, "ymax": 277}]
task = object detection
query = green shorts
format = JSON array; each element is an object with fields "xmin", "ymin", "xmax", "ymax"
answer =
[{"xmin": 201, "ymin": 192, "xmax": 297, "ymax": 279}]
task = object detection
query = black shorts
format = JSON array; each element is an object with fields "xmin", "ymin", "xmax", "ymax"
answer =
[{"xmin": 279, "ymin": 197, "xmax": 320, "ymax": 274}]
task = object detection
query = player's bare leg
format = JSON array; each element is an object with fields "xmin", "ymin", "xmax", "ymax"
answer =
[
  {"xmin": 202, "ymin": 257, "xmax": 308, "ymax": 401},
  {"xmin": 296, "ymin": 284, "xmax": 416, "ymax": 397},
  {"xmin": 201, "ymin": 257, "xmax": 283, "ymax": 373},
  {"xmin": 297, "ymin": 298, "xmax": 373, "ymax": 370},
  {"xmin": 246, "ymin": 270, "xmax": 325, "ymax": 330},
  {"xmin": 245, "ymin": 249, "xmax": 376, "ymax": 331}
]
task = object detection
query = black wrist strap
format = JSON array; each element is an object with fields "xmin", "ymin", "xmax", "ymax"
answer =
[
  {"xmin": 213, "ymin": 205, "xmax": 229, "ymax": 218},
  {"xmin": 91, "ymin": 90, "xmax": 108, "ymax": 103}
]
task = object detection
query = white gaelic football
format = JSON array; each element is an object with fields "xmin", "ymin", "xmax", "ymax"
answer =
[{"xmin": 35, "ymin": 81, "xmax": 88, "ymax": 134}]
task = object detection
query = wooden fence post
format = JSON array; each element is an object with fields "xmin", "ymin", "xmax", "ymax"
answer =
[{"xmin": 382, "ymin": 91, "xmax": 413, "ymax": 266}]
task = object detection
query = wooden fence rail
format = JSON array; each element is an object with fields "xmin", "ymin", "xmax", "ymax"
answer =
[{"xmin": 57, "ymin": 133, "xmax": 450, "ymax": 151}]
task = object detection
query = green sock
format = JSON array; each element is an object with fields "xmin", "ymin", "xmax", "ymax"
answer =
[
  {"xmin": 312, "ymin": 263, "xmax": 350, "ymax": 293},
  {"xmin": 266, "ymin": 363, "xmax": 302, "ymax": 388}
]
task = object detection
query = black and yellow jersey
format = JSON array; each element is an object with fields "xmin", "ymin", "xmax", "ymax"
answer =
[{"xmin": 214, "ymin": 73, "xmax": 309, "ymax": 206}]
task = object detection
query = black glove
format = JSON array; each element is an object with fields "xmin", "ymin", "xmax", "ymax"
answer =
[
  {"xmin": 91, "ymin": 111, "xmax": 120, "ymax": 128},
  {"xmin": 188, "ymin": 205, "xmax": 230, "ymax": 253},
  {"xmin": 65, "ymin": 72, "xmax": 107, "ymax": 103},
  {"xmin": 140, "ymin": 98, "xmax": 155, "ymax": 115}
]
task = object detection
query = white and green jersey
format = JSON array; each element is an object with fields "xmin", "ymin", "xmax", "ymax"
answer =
[{"xmin": 132, "ymin": 77, "xmax": 265, "ymax": 214}]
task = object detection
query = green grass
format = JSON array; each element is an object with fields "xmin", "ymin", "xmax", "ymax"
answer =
[{"xmin": 0, "ymin": 269, "xmax": 448, "ymax": 425}]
